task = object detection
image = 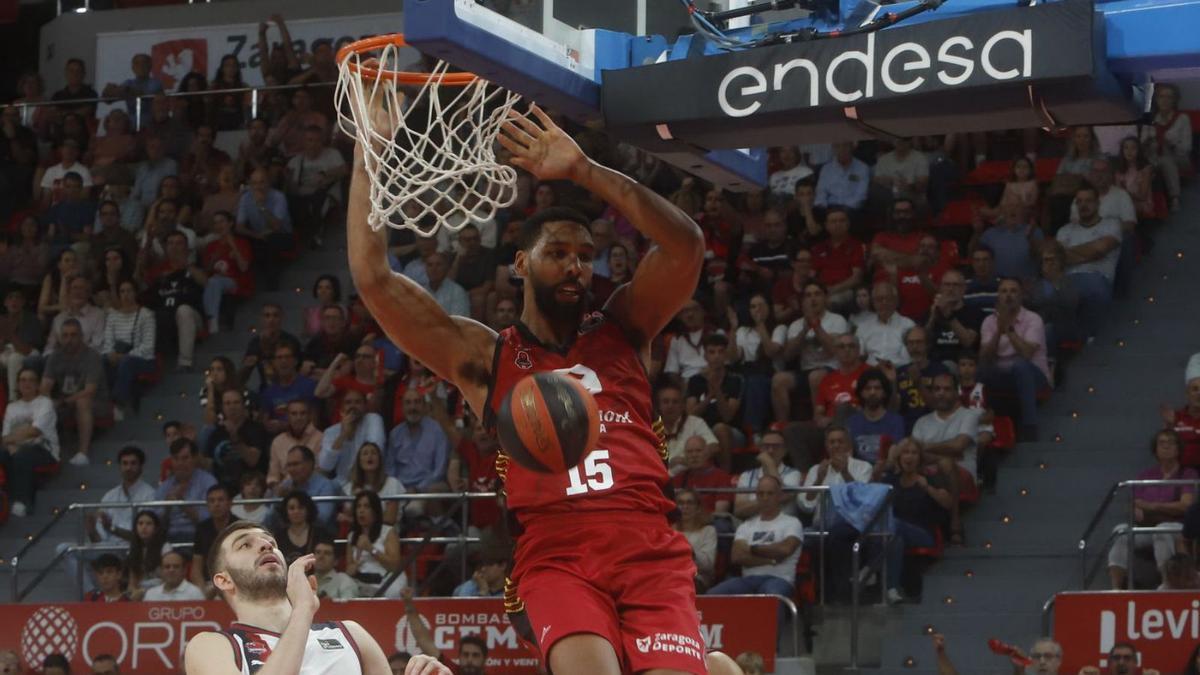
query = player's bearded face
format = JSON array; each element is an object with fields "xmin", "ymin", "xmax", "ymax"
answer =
[
  {"xmin": 530, "ymin": 270, "xmax": 588, "ymax": 325},
  {"xmin": 226, "ymin": 553, "xmax": 288, "ymax": 601}
]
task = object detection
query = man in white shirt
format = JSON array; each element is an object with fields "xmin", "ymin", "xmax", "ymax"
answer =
[
  {"xmin": 873, "ymin": 137, "xmax": 929, "ymax": 204},
  {"xmin": 40, "ymin": 138, "xmax": 93, "ymax": 205},
  {"xmin": 0, "ymin": 367, "xmax": 60, "ymax": 516},
  {"xmin": 318, "ymin": 389, "xmax": 386, "ymax": 483},
  {"xmin": 664, "ymin": 299, "xmax": 713, "ymax": 380},
  {"xmin": 855, "ymin": 281, "xmax": 915, "ymax": 368},
  {"xmin": 45, "ymin": 276, "xmax": 107, "ymax": 355},
  {"xmin": 734, "ymin": 430, "xmax": 803, "ymax": 518},
  {"xmin": 658, "ymin": 382, "xmax": 719, "ymax": 474},
  {"xmin": 773, "ymin": 280, "xmax": 848, "ymax": 424},
  {"xmin": 1069, "ymin": 157, "xmax": 1138, "ymax": 294},
  {"xmin": 768, "ymin": 146, "xmax": 813, "ymax": 201},
  {"xmin": 1069, "ymin": 158, "xmax": 1137, "ymax": 233},
  {"xmin": 93, "ymin": 445, "xmax": 156, "ymax": 538},
  {"xmin": 707, "ymin": 475, "xmax": 803, "ymax": 629},
  {"xmin": 797, "ymin": 426, "xmax": 873, "ymax": 515},
  {"xmin": 805, "ymin": 425, "xmax": 881, "ymax": 601},
  {"xmin": 1056, "ymin": 185, "xmax": 1122, "ymax": 337},
  {"xmin": 66, "ymin": 445, "xmax": 156, "ymax": 588},
  {"xmin": 912, "ymin": 371, "xmax": 980, "ymax": 545},
  {"xmin": 143, "ymin": 550, "xmax": 206, "ymax": 601},
  {"xmin": 285, "ymin": 126, "xmax": 347, "ymax": 248},
  {"xmin": 424, "ymin": 252, "xmax": 470, "ymax": 318},
  {"xmin": 313, "ymin": 539, "xmax": 359, "ymax": 600}
]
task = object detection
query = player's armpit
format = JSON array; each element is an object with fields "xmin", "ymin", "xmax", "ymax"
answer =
[
  {"xmin": 342, "ymin": 620, "xmax": 394, "ymax": 675},
  {"xmin": 604, "ymin": 241, "xmax": 703, "ymax": 351},
  {"xmin": 183, "ymin": 632, "xmax": 241, "ymax": 675}
]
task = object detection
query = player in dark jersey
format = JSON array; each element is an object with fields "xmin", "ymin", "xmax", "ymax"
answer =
[
  {"xmin": 349, "ymin": 106, "xmax": 740, "ymax": 674},
  {"xmin": 184, "ymin": 521, "xmax": 448, "ymax": 675}
]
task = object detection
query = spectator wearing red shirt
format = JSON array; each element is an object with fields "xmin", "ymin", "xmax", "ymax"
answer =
[
  {"xmin": 671, "ymin": 434, "xmax": 734, "ymax": 516},
  {"xmin": 1161, "ymin": 376, "xmax": 1200, "ymax": 471},
  {"xmin": 772, "ymin": 247, "xmax": 815, "ymax": 324},
  {"xmin": 815, "ymin": 334, "xmax": 869, "ymax": 427},
  {"xmin": 315, "ymin": 344, "xmax": 383, "ymax": 424},
  {"xmin": 696, "ymin": 188, "xmax": 748, "ymax": 314},
  {"xmin": 201, "ymin": 210, "xmax": 253, "ymax": 334},
  {"xmin": 869, "ymin": 198, "xmax": 925, "ymax": 271},
  {"xmin": 811, "ymin": 207, "xmax": 865, "ymax": 311},
  {"xmin": 447, "ymin": 415, "xmax": 502, "ymax": 533},
  {"xmin": 877, "ymin": 233, "xmax": 950, "ymax": 322}
]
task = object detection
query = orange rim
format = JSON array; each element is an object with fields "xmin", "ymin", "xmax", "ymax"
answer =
[{"xmin": 338, "ymin": 34, "xmax": 479, "ymax": 86}]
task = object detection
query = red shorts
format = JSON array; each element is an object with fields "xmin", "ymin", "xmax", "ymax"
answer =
[{"xmin": 512, "ymin": 511, "xmax": 706, "ymax": 675}]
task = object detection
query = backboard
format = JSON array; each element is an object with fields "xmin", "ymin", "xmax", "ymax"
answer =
[
  {"xmin": 405, "ymin": 0, "xmax": 1200, "ymax": 190},
  {"xmin": 404, "ymin": 0, "xmax": 767, "ymax": 189}
]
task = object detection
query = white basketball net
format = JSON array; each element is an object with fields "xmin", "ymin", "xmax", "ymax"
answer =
[{"xmin": 336, "ymin": 39, "xmax": 522, "ymax": 234}]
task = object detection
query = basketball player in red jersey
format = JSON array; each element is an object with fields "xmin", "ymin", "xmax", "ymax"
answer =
[
  {"xmin": 349, "ymin": 106, "xmax": 741, "ymax": 675},
  {"xmin": 184, "ymin": 521, "xmax": 449, "ymax": 675}
]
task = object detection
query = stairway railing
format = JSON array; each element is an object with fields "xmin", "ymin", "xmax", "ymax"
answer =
[{"xmin": 1077, "ymin": 478, "xmax": 1199, "ymax": 590}]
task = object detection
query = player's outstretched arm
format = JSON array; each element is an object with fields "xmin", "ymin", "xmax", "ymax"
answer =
[
  {"xmin": 347, "ymin": 145, "xmax": 496, "ymax": 410},
  {"xmin": 499, "ymin": 106, "xmax": 704, "ymax": 346}
]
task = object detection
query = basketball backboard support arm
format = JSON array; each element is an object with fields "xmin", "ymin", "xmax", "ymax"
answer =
[{"xmin": 404, "ymin": 0, "xmax": 1200, "ymax": 190}]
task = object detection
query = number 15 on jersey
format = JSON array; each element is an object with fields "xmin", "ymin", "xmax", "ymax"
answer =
[{"xmin": 565, "ymin": 449, "xmax": 614, "ymax": 495}]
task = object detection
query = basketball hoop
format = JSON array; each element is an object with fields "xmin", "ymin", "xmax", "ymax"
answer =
[{"xmin": 335, "ymin": 34, "xmax": 521, "ymax": 234}]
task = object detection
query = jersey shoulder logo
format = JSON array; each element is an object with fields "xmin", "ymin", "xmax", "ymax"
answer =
[
  {"xmin": 514, "ymin": 348, "xmax": 533, "ymax": 370},
  {"xmin": 578, "ymin": 311, "xmax": 606, "ymax": 335},
  {"xmin": 317, "ymin": 638, "xmax": 344, "ymax": 650}
]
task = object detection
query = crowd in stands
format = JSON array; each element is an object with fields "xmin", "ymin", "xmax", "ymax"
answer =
[{"xmin": 0, "ymin": 12, "xmax": 1195, "ymax": 635}]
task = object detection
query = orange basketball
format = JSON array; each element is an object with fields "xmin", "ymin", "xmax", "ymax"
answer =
[{"xmin": 497, "ymin": 371, "xmax": 601, "ymax": 474}]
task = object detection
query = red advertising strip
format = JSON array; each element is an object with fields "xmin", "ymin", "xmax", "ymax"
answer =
[
  {"xmin": 1, "ymin": 596, "xmax": 777, "ymax": 674},
  {"xmin": 1053, "ymin": 591, "xmax": 1200, "ymax": 674}
]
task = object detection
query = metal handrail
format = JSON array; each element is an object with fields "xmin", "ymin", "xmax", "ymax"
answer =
[
  {"xmin": 848, "ymin": 487, "xmax": 894, "ymax": 671},
  {"xmin": 8, "ymin": 79, "xmax": 335, "ymax": 132},
  {"xmin": 1077, "ymin": 478, "xmax": 1200, "ymax": 589},
  {"xmin": 10, "ymin": 491, "xmax": 499, "ymax": 601}
]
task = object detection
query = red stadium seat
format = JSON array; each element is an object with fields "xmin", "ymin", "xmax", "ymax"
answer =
[
  {"xmin": 958, "ymin": 466, "xmax": 981, "ymax": 505},
  {"xmin": 34, "ymin": 462, "xmax": 60, "ymax": 480},
  {"xmin": 1034, "ymin": 158, "xmax": 1061, "ymax": 183},
  {"xmin": 934, "ymin": 198, "xmax": 987, "ymax": 228},
  {"xmin": 137, "ymin": 354, "xmax": 165, "ymax": 386},
  {"xmin": 989, "ymin": 416, "xmax": 1016, "ymax": 450},
  {"xmin": 794, "ymin": 550, "xmax": 817, "ymax": 606},
  {"xmin": 907, "ymin": 528, "xmax": 945, "ymax": 559},
  {"xmin": 965, "ymin": 160, "xmax": 1013, "ymax": 186}
]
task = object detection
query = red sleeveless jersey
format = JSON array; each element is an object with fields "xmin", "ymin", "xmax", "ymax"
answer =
[{"xmin": 483, "ymin": 312, "xmax": 673, "ymax": 523}]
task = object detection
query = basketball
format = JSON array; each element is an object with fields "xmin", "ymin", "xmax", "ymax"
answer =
[{"xmin": 496, "ymin": 371, "xmax": 601, "ymax": 473}]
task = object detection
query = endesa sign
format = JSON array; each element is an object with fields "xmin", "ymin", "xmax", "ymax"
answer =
[
  {"xmin": 1054, "ymin": 592, "xmax": 1200, "ymax": 674},
  {"xmin": 3, "ymin": 596, "xmax": 777, "ymax": 674}
]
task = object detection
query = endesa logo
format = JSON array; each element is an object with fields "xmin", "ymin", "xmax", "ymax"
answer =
[{"xmin": 717, "ymin": 29, "xmax": 1033, "ymax": 118}]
